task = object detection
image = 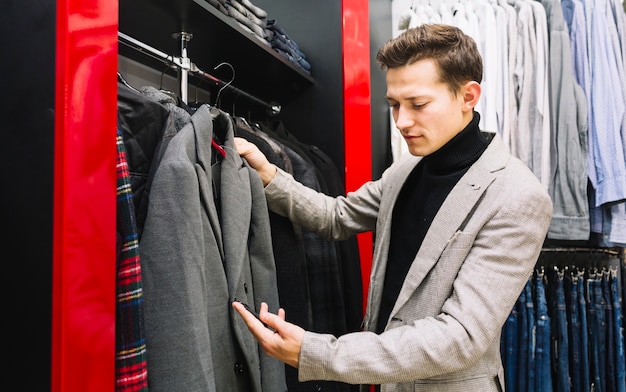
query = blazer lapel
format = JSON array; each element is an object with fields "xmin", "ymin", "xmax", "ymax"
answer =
[
  {"xmin": 392, "ymin": 133, "xmax": 508, "ymax": 314},
  {"xmin": 191, "ymin": 105, "xmax": 224, "ymax": 259},
  {"xmin": 211, "ymin": 109, "xmax": 252, "ymax": 296}
]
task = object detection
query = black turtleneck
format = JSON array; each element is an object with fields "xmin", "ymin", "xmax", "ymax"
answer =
[{"xmin": 376, "ymin": 112, "xmax": 490, "ymax": 334}]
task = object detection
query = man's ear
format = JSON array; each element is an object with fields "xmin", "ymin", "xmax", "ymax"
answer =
[{"xmin": 461, "ymin": 81, "xmax": 481, "ymax": 112}]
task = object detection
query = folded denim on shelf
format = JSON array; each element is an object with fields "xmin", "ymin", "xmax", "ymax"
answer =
[
  {"xmin": 239, "ymin": 0, "xmax": 268, "ymax": 19},
  {"xmin": 204, "ymin": 0, "xmax": 228, "ymax": 14},
  {"xmin": 267, "ymin": 31, "xmax": 305, "ymax": 58},
  {"xmin": 224, "ymin": 2, "xmax": 267, "ymax": 38},
  {"xmin": 228, "ymin": 0, "xmax": 267, "ymax": 28},
  {"xmin": 275, "ymin": 48, "xmax": 311, "ymax": 74},
  {"xmin": 266, "ymin": 20, "xmax": 306, "ymax": 56}
]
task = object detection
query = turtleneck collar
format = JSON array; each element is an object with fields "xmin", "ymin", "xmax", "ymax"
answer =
[{"xmin": 421, "ymin": 112, "xmax": 488, "ymax": 174}]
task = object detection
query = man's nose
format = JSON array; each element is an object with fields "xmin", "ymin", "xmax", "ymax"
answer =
[{"xmin": 394, "ymin": 107, "xmax": 412, "ymax": 130}]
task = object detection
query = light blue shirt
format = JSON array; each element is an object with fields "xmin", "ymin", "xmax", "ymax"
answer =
[
  {"xmin": 541, "ymin": 0, "xmax": 590, "ymax": 240},
  {"xmin": 581, "ymin": 0, "xmax": 626, "ymax": 244},
  {"xmin": 584, "ymin": 0, "xmax": 626, "ymax": 206}
]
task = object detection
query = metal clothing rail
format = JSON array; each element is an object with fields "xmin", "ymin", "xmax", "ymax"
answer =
[
  {"xmin": 118, "ymin": 31, "xmax": 281, "ymax": 115},
  {"xmin": 537, "ymin": 246, "xmax": 624, "ymax": 269},
  {"xmin": 540, "ymin": 247, "xmax": 622, "ymax": 257}
]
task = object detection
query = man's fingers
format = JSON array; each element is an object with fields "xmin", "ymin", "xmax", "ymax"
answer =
[
  {"xmin": 258, "ymin": 303, "xmax": 286, "ymax": 332},
  {"xmin": 232, "ymin": 302, "xmax": 303, "ymax": 368},
  {"xmin": 232, "ymin": 301, "xmax": 276, "ymax": 337},
  {"xmin": 233, "ymin": 302, "xmax": 264, "ymax": 330}
]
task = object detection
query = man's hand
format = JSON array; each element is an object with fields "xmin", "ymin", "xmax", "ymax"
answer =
[
  {"xmin": 232, "ymin": 301, "xmax": 305, "ymax": 369},
  {"xmin": 234, "ymin": 137, "xmax": 277, "ymax": 186}
]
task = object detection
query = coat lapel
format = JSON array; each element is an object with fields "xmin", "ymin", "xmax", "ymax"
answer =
[
  {"xmin": 390, "ymin": 134, "xmax": 509, "ymax": 316},
  {"xmin": 211, "ymin": 109, "xmax": 253, "ymax": 296},
  {"xmin": 191, "ymin": 105, "xmax": 224, "ymax": 259}
]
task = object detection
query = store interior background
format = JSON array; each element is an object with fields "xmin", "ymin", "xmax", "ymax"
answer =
[
  {"xmin": 4, "ymin": 0, "xmax": 624, "ymax": 390},
  {"xmin": 4, "ymin": 0, "xmax": 392, "ymax": 390}
]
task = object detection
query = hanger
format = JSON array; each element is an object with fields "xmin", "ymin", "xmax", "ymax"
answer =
[
  {"xmin": 117, "ymin": 71, "xmax": 142, "ymax": 94},
  {"xmin": 213, "ymin": 62, "xmax": 235, "ymax": 109},
  {"xmin": 206, "ymin": 62, "xmax": 234, "ymax": 159},
  {"xmin": 211, "ymin": 139, "xmax": 227, "ymax": 158},
  {"xmin": 186, "ymin": 78, "xmax": 209, "ymax": 114},
  {"xmin": 157, "ymin": 64, "xmax": 178, "ymax": 100},
  {"xmin": 208, "ymin": 77, "xmax": 227, "ymax": 158}
]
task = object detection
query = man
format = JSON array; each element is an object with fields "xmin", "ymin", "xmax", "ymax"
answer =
[{"xmin": 233, "ymin": 24, "xmax": 553, "ymax": 391}]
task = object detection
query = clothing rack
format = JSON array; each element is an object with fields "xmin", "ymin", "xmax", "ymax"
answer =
[
  {"xmin": 118, "ymin": 31, "xmax": 281, "ymax": 115},
  {"xmin": 537, "ymin": 246, "xmax": 623, "ymax": 270}
]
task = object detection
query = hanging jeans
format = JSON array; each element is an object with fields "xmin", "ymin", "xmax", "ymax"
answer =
[
  {"xmin": 588, "ymin": 272, "xmax": 606, "ymax": 392},
  {"xmin": 610, "ymin": 266, "xmax": 626, "ymax": 392},
  {"xmin": 517, "ymin": 280, "xmax": 530, "ymax": 392},
  {"xmin": 552, "ymin": 268, "xmax": 571, "ymax": 392},
  {"xmin": 565, "ymin": 271, "xmax": 583, "ymax": 392},
  {"xmin": 535, "ymin": 272, "xmax": 553, "ymax": 392},
  {"xmin": 526, "ymin": 280, "xmax": 536, "ymax": 392},
  {"xmin": 502, "ymin": 304, "xmax": 519, "ymax": 392},
  {"xmin": 602, "ymin": 270, "xmax": 616, "ymax": 392},
  {"xmin": 577, "ymin": 270, "xmax": 591, "ymax": 392}
]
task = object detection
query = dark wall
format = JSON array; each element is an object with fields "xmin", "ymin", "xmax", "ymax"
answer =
[
  {"xmin": 0, "ymin": 0, "xmax": 386, "ymax": 387},
  {"xmin": 254, "ymin": 0, "xmax": 393, "ymax": 182},
  {"xmin": 369, "ymin": 0, "xmax": 393, "ymax": 180},
  {"xmin": 1, "ymin": 0, "xmax": 55, "ymax": 389},
  {"xmin": 253, "ymin": 0, "xmax": 346, "ymax": 182}
]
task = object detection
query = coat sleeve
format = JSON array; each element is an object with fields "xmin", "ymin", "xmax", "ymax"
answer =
[{"xmin": 263, "ymin": 157, "xmax": 417, "ymax": 241}]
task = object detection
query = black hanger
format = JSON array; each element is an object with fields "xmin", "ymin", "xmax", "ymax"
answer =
[
  {"xmin": 157, "ymin": 64, "xmax": 178, "ymax": 101},
  {"xmin": 117, "ymin": 71, "xmax": 141, "ymax": 94}
]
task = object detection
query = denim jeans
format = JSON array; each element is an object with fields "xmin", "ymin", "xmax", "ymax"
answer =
[
  {"xmin": 535, "ymin": 272, "xmax": 553, "ymax": 392},
  {"xmin": 610, "ymin": 266, "xmax": 626, "ymax": 392},
  {"xmin": 265, "ymin": 20, "xmax": 311, "ymax": 74},
  {"xmin": 517, "ymin": 280, "xmax": 529, "ymax": 392},
  {"xmin": 502, "ymin": 305, "xmax": 519, "ymax": 392},
  {"xmin": 552, "ymin": 269, "xmax": 571, "ymax": 392},
  {"xmin": 525, "ymin": 280, "xmax": 536, "ymax": 391},
  {"xmin": 577, "ymin": 270, "xmax": 590, "ymax": 392},
  {"xmin": 565, "ymin": 271, "xmax": 583, "ymax": 392},
  {"xmin": 588, "ymin": 273, "xmax": 604, "ymax": 392},
  {"xmin": 602, "ymin": 270, "xmax": 616, "ymax": 391}
]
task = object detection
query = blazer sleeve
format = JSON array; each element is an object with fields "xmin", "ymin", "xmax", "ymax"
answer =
[{"xmin": 263, "ymin": 160, "xmax": 409, "ymax": 241}]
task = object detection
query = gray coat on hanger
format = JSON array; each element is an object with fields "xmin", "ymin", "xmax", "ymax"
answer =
[{"xmin": 139, "ymin": 105, "xmax": 286, "ymax": 392}]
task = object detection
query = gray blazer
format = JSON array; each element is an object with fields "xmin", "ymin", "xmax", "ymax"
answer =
[
  {"xmin": 140, "ymin": 105, "xmax": 286, "ymax": 391},
  {"xmin": 264, "ymin": 133, "xmax": 553, "ymax": 392}
]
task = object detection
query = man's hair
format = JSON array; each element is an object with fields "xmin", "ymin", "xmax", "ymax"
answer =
[{"xmin": 376, "ymin": 24, "xmax": 483, "ymax": 95}]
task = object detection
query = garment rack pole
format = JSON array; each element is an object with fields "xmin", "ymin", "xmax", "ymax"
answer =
[
  {"xmin": 118, "ymin": 31, "xmax": 281, "ymax": 115},
  {"xmin": 173, "ymin": 32, "xmax": 193, "ymax": 103},
  {"xmin": 541, "ymin": 247, "xmax": 621, "ymax": 257}
]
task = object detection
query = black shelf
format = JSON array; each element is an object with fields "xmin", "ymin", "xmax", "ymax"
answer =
[{"xmin": 119, "ymin": 0, "xmax": 314, "ymax": 104}]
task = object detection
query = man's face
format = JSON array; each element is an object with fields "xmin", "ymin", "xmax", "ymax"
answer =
[{"xmin": 385, "ymin": 58, "xmax": 475, "ymax": 157}]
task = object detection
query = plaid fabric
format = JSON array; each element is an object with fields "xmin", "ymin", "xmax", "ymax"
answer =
[{"xmin": 116, "ymin": 122, "xmax": 149, "ymax": 391}]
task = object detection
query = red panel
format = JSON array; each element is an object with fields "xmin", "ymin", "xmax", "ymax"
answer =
[
  {"xmin": 342, "ymin": 0, "xmax": 372, "ymax": 316},
  {"xmin": 52, "ymin": 1, "xmax": 118, "ymax": 391}
]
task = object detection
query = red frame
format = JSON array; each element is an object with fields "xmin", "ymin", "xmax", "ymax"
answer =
[
  {"xmin": 52, "ymin": 1, "xmax": 371, "ymax": 390},
  {"xmin": 342, "ymin": 0, "xmax": 373, "ymax": 313},
  {"xmin": 52, "ymin": 1, "xmax": 119, "ymax": 391}
]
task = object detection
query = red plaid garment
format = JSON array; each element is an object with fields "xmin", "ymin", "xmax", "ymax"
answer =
[{"xmin": 116, "ymin": 124, "xmax": 149, "ymax": 391}]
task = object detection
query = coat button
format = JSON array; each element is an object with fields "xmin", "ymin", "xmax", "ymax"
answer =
[
  {"xmin": 234, "ymin": 362, "xmax": 244, "ymax": 374},
  {"xmin": 244, "ymin": 283, "xmax": 249, "ymax": 293}
]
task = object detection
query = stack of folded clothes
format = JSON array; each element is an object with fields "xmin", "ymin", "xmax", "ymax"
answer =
[
  {"xmin": 204, "ymin": 0, "xmax": 312, "ymax": 75},
  {"xmin": 265, "ymin": 19, "xmax": 311, "ymax": 75}
]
